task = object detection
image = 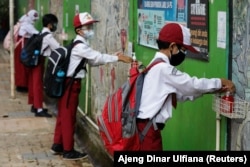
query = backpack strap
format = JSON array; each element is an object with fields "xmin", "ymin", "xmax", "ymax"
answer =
[
  {"xmin": 71, "ymin": 40, "xmax": 87, "ymax": 76},
  {"xmin": 40, "ymin": 32, "xmax": 50, "ymax": 55},
  {"xmin": 64, "ymin": 40, "xmax": 86, "ymax": 89},
  {"xmin": 142, "ymin": 58, "xmax": 165, "ymax": 74},
  {"xmin": 135, "ymin": 58, "xmax": 165, "ymax": 115},
  {"xmin": 40, "ymin": 31, "xmax": 50, "ymax": 37},
  {"xmin": 137, "ymin": 58, "xmax": 166, "ymax": 142},
  {"xmin": 65, "ymin": 40, "xmax": 86, "ymax": 108},
  {"xmin": 139, "ymin": 120, "xmax": 153, "ymax": 141}
]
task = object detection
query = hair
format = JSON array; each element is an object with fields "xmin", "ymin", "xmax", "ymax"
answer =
[
  {"xmin": 156, "ymin": 39, "xmax": 183, "ymax": 50},
  {"xmin": 156, "ymin": 39, "xmax": 170, "ymax": 50},
  {"xmin": 42, "ymin": 14, "xmax": 58, "ymax": 27},
  {"xmin": 75, "ymin": 27, "xmax": 81, "ymax": 34}
]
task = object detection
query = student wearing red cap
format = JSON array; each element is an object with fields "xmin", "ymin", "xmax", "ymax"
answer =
[
  {"xmin": 50, "ymin": 12, "xmax": 133, "ymax": 160},
  {"xmin": 136, "ymin": 23, "xmax": 235, "ymax": 151}
]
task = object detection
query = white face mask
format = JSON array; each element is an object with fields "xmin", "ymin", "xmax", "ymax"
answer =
[{"xmin": 83, "ymin": 29, "xmax": 94, "ymax": 39}]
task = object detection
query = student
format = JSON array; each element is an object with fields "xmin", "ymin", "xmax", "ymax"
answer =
[
  {"xmin": 50, "ymin": 12, "xmax": 133, "ymax": 160},
  {"xmin": 15, "ymin": 9, "xmax": 39, "ymax": 92},
  {"xmin": 136, "ymin": 23, "xmax": 236, "ymax": 151},
  {"xmin": 28, "ymin": 13, "xmax": 60, "ymax": 117}
]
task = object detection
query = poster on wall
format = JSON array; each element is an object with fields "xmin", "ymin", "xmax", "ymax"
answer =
[
  {"xmin": 137, "ymin": 0, "xmax": 209, "ymax": 61},
  {"xmin": 217, "ymin": 11, "xmax": 226, "ymax": 49},
  {"xmin": 187, "ymin": 0, "xmax": 209, "ymax": 61}
]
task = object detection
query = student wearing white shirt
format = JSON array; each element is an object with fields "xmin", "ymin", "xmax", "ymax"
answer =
[
  {"xmin": 14, "ymin": 9, "xmax": 39, "ymax": 92},
  {"xmin": 50, "ymin": 12, "xmax": 133, "ymax": 160},
  {"xmin": 136, "ymin": 23, "xmax": 236, "ymax": 151},
  {"xmin": 28, "ymin": 14, "xmax": 60, "ymax": 117}
]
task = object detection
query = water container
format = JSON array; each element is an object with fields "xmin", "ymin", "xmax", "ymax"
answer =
[
  {"xmin": 33, "ymin": 49, "xmax": 40, "ymax": 65},
  {"xmin": 131, "ymin": 52, "xmax": 138, "ymax": 68},
  {"xmin": 56, "ymin": 70, "xmax": 65, "ymax": 82},
  {"xmin": 221, "ymin": 91, "xmax": 234, "ymax": 113}
]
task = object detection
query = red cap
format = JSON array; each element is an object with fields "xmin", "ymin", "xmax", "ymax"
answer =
[
  {"xmin": 73, "ymin": 12, "xmax": 99, "ymax": 28},
  {"xmin": 158, "ymin": 23, "xmax": 199, "ymax": 53}
]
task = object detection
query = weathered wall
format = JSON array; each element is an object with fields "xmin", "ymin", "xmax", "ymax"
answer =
[
  {"xmin": 231, "ymin": 0, "xmax": 250, "ymax": 150},
  {"xmin": 89, "ymin": 0, "xmax": 130, "ymax": 121},
  {"xmin": 49, "ymin": 0, "xmax": 63, "ymax": 43},
  {"xmin": 75, "ymin": 0, "xmax": 130, "ymax": 165}
]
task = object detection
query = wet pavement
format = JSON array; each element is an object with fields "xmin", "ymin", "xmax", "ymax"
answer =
[{"xmin": 0, "ymin": 43, "xmax": 94, "ymax": 167}]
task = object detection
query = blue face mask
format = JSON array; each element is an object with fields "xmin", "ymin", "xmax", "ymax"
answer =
[
  {"xmin": 169, "ymin": 49, "xmax": 186, "ymax": 66},
  {"xmin": 83, "ymin": 29, "xmax": 95, "ymax": 39}
]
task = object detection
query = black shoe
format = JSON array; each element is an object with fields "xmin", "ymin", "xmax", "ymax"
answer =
[
  {"xmin": 35, "ymin": 110, "xmax": 52, "ymax": 118},
  {"xmin": 50, "ymin": 144, "xmax": 63, "ymax": 155},
  {"xmin": 31, "ymin": 106, "xmax": 48, "ymax": 114},
  {"xmin": 63, "ymin": 150, "xmax": 88, "ymax": 160},
  {"xmin": 31, "ymin": 105, "xmax": 37, "ymax": 113},
  {"xmin": 16, "ymin": 86, "xmax": 28, "ymax": 93}
]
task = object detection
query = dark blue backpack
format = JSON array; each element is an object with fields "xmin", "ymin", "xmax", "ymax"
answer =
[{"xmin": 20, "ymin": 32, "xmax": 49, "ymax": 67}]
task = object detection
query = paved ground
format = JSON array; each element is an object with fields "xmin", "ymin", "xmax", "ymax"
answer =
[{"xmin": 0, "ymin": 44, "xmax": 94, "ymax": 167}]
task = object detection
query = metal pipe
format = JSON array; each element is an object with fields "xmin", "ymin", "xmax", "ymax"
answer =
[
  {"xmin": 216, "ymin": 112, "xmax": 221, "ymax": 150},
  {"xmin": 78, "ymin": 106, "xmax": 99, "ymax": 130},
  {"xmin": 85, "ymin": 64, "xmax": 90, "ymax": 114},
  {"xmin": 9, "ymin": 0, "xmax": 15, "ymax": 99}
]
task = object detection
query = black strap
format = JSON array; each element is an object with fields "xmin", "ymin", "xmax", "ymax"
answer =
[
  {"xmin": 39, "ymin": 32, "xmax": 50, "ymax": 55},
  {"xmin": 64, "ymin": 40, "xmax": 86, "ymax": 90},
  {"xmin": 40, "ymin": 31, "xmax": 50, "ymax": 37},
  {"xmin": 65, "ymin": 40, "xmax": 86, "ymax": 108},
  {"xmin": 65, "ymin": 57, "xmax": 86, "ymax": 108}
]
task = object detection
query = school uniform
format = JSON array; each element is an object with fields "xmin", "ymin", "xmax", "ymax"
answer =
[
  {"xmin": 14, "ymin": 36, "xmax": 29, "ymax": 89},
  {"xmin": 14, "ymin": 12, "xmax": 39, "ymax": 90},
  {"xmin": 137, "ymin": 52, "xmax": 222, "ymax": 150},
  {"xmin": 53, "ymin": 34, "xmax": 118, "ymax": 151},
  {"xmin": 28, "ymin": 27, "xmax": 60, "ymax": 113}
]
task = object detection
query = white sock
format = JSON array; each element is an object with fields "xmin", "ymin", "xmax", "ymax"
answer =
[{"xmin": 37, "ymin": 108, "xmax": 43, "ymax": 113}]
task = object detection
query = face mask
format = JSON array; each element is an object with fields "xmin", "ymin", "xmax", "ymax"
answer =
[
  {"xmin": 83, "ymin": 29, "xmax": 94, "ymax": 39},
  {"xmin": 51, "ymin": 23, "xmax": 57, "ymax": 32},
  {"xmin": 169, "ymin": 49, "xmax": 186, "ymax": 66}
]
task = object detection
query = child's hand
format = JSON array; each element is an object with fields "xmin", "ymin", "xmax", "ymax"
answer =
[
  {"xmin": 220, "ymin": 78, "xmax": 236, "ymax": 93},
  {"xmin": 115, "ymin": 52, "xmax": 133, "ymax": 63}
]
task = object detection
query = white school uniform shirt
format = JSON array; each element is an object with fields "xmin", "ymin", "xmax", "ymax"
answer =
[
  {"xmin": 18, "ymin": 15, "xmax": 39, "ymax": 38},
  {"xmin": 41, "ymin": 27, "xmax": 60, "ymax": 56},
  {"xmin": 67, "ymin": 35, "xmax": 118, "ymax": 78},
  {"xmin": 137, "ymin": 52, "xmax": 222, "ymax": 124}
]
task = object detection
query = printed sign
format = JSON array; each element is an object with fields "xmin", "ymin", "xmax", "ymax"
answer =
[{"xmin": 137, "ymin": 0, "xmax": 209, "ymax": 61}]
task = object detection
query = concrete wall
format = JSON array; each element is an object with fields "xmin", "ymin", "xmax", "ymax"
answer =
[
  {"xmin": 89, "ymin": 0, "xmax": 130, "ymax": 121},
  {"xmin": 76, "ymin": 0, "xmax": 130, "ymax": 165},
  {"xmin": 49, "ymin": 0, "xmax": 63, "ymax": 44},
  {"xmin": 231, "ymin": 0, "xmax": 250, "ymax": 150}
]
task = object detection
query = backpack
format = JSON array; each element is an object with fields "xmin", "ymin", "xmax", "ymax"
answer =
[
  {"xmin": 3, "ymin": 22, "xmax": 21, "ymax": 51},
  {"xmin": 43, "ymin": 40, "xmax": 86, "ymax": 98},
  {"xmin": 20, "ymin": 32, "xmax": 49, "ymax": 67},
  {"xmin": 97, "ymin": 59, "xmax": 164, "ymax": 156}
]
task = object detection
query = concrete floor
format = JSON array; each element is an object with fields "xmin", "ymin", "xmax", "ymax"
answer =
[{"xmin": 0, "ymin": 43, "xmax": 94, "ymax": 167}]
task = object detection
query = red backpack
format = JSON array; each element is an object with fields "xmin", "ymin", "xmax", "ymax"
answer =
[{"xmin": 97, "ymin": 59, "xmax": 164, "ymax": 156}]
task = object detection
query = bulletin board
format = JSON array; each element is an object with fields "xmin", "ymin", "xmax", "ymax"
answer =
[{"xmin": 137, "ymin": 0, "xmax": 209, "ymax": 61}]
